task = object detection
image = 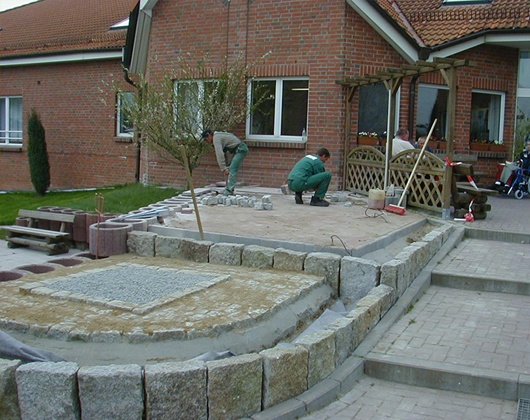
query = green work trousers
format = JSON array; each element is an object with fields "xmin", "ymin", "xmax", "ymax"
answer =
[
  {"xmin": 225, "ymin": 143, "xmax": 248, "ymax": 195},
  {"xmin": 288, "ymin": 171, "xmax": 331, "ymax": 199}
]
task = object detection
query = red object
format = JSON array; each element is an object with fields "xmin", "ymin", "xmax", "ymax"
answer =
[
  {"xmin": 384, "ymin": 204, "xmax": 406, "ymax": 215},
  {"xmin": 466, "ymin": 175, "xmax": 479, "ymax": 190}
]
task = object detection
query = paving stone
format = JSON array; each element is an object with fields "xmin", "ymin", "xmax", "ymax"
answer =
[
  {"xmin": 145, "ymin": 360, "xmax": 207, "ymax": 420},
  {"xmin": 16, "ymin": 362, "xmax": 80, "ymax": 420}
]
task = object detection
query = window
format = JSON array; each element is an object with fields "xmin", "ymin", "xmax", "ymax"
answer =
[
  {"xmin": 247, "ymin": 78, "xmax": 308, "ymax": 141},
  {"xmin": 174, "ymin": 80, "xmax": 217, "ymax": 135},
  {"xmin": 358, "ymin": 83, "xmax": 389, "ymax": 136},
  {"xmin": 470, "ymin": 90, "xmax": 505, "ymax": 143},
  {"xmin": 417, "ymin": 85, "xmax": 448, "ymax": 141},
  {"xmin": 117, "ymin": 92, "xmax": 134, "ymax": 137},
  {"xmin": 0, "ymin": 96, "xmax": 23, "ymax": 145}
]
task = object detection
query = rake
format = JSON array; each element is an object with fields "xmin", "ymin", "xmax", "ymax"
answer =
[{"xmin": 384, "ymin": 119, "xmax": 437, "ymax": 215}]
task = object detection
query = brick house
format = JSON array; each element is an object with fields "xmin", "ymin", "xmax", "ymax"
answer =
[
  {"xmin": 2, "ymin": 0, "xmax": 529, "ymax": 192},
  {"xmin": 127, "ymin": 0, "xmax": 530, "ymax": 189},
  {"xmin": 0, "ymin": 0, "xmax": 137, "ymax": 191}
]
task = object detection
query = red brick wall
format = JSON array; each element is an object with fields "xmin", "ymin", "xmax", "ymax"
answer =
[
  {"xmin": 0, "ymin": 59, "xmax": 137, "ymax": 191},
  {"xmin": 143, "ymin": 0, "xmax": 395, "ymax": 190}
]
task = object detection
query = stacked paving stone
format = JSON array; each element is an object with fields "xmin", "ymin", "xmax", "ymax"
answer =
[{"xmin": 0, "ymin": 223, "xmax": 456, "ymax": 419}]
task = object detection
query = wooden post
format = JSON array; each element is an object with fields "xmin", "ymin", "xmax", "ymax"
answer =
[{"xmin": 180, "ymin": 145, "xmax": 204, "ymax": 240}]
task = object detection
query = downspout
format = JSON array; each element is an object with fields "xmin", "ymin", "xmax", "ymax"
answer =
[
  {"xmin": 123, "ymin": 68, "xmax": 142, "ymax": 183},
  {"xmin": 408, "ymin": 74, "xmax": 419, "ymax": 141}
]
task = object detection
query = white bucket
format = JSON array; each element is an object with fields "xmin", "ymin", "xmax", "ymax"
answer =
[{"xmin": 368, "ymin": 189, "xmax": 385, "ymax": 209}]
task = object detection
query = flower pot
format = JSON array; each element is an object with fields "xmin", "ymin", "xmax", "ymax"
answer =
[
  {"xmin": 490, "ymin": 144, "xmax": 507, "ymax": 153},
  {"xmin": 437, "ymin": 141, "xmax": 446, "ymax": 150}
]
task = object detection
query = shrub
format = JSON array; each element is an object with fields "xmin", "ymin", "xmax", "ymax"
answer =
[{"xmin": 27, "ymin": 108, "xmax": 51, "ymax": 196}]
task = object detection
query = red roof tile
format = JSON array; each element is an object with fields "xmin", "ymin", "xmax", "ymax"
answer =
[
  {"xmin": 376, "ymin": 0, "xmax": 530, "ymax": 47},
  {"xmin": 0, "ymin": 0, "xmax": 133, "ymax": 59}
]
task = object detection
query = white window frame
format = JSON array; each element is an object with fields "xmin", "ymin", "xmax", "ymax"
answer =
[
  {"xmin": 417, "ymin": 83, "xmax": 449, "ymax": 139},
  {"xmin": 0, "ymin": 96, "xmax": 23, "ymax": 146},
  {"xmin": 117, "ymin": 92, "xmax": 134, "ymax": 137},
  {"xmin": 246, "ymin": 77, "xmax": 309, "ymax": 143},
  {"xmin": 471, "ymin": 89, "xmax": 505, "ymax": 144}
]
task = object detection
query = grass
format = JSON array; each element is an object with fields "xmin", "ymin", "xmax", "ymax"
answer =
[{"xmin": 0, "ymin": 183, "xmax": 181, "ymax": 227}]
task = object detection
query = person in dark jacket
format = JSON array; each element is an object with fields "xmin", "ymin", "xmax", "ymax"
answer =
[{"xmin": 287, "ymin": 148, "xmax": 331, "ymax": 207}]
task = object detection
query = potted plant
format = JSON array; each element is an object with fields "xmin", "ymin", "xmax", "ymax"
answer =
[
  {"xmin": 357, "ymin": 131, "xmax": 379, "ymax": 146},
  {"xmin": 489, "ymin": 141, "xmax": 507, "ymax": 153}
]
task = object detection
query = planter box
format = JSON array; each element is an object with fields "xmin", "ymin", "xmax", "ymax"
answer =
[
  {"xmin": 358, "ymin": 136, "xmax": 379, "ymax": 146},
  {"xmin": 470, "ymin": 143, "xmax": 489, "ymax": 151},
  {"xmin": 490, "ymin": 144, "xmax": 507, "ymax": 153}
]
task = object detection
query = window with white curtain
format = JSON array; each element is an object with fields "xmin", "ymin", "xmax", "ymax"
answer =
[
  {"xmin": 470, "ymin": 90, "xmax": 505, "ymax": 143},
  {"xmin": 0, "ymin": 96, "xmax": 23, "ymax": 145}
]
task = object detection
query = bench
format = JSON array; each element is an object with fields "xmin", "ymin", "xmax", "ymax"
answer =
[{"xmin": 2, "ymin": 210, "xmax": 76, "ymax": 255}]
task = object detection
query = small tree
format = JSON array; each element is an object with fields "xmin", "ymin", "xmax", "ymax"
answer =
[
  {"xmin": 27, "ymin": 108, "xmax": 50, "ymax": 196},
  {"xmin": 121, "ymin": 51, "xmax": 269, "ymax": 175}
]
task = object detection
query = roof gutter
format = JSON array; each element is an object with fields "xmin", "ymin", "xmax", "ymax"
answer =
[
  {"xmin": 347, "ymin": 0, "xmax": 423, "ymax": 63},
  {"xmin": 0, "ymin": 49, "xmax": 123, "ymax": 67}
]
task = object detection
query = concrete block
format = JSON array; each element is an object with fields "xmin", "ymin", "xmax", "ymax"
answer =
[
  {"xmin": 207, "ymin": 353, "xmax": 262, "ymax": 420},
  {"xmin": 155, "ymin": 235, "xmax": 183, "ymax": 258},
  {"xmin": 209, "ymin": 243, "xmax": 244, "ymax": 265},
  {"xmin": 16, "ymin": 362, "xmax": 80, "ymax": 420},
  {"xmin": 340, "ymin": 256, "xmax": 379, "ymax": 306},
  {"xmin": 145, "ymin": 360, "xmax": 207, "ymax": 420},
  {"xmin": 324, "ymin": 316, "xmax": 354, "ymax": 367},
  {"xmin": 178, "ymin": 239, "xmax": 213, "ymax": 263},
  {"xmin": 273, "ymin": 248, "xmax": 306, "ymax": 272},
  {"xmin": 242, "ymin": 245, "xmax": 274, "ymax": 269},
  {"xmin": 78, "ymin": 364, "xmax": 143, "ymax": 420},
  {"xmin": 294, "ymin": 329, "xmax": 336, "ymax": 388},
  {"xmin": 127, "ymin": 231, "xmax": 156, "ymax": 257},
  {"xmin": 304, "ymin": 252, "xmax": 342, "ymax": 296},
  {"xmin": 260, "ymin": 346, "xmax": 309, "ymax": 409},
  {"xmin": 0, "ymin": 359, "xmax": 21, "ymax": 420}
]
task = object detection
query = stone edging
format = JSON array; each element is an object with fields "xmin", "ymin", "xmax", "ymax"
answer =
[{"xmin": 0, "ymin": 222, "xmax": 455, "ymax": 420}]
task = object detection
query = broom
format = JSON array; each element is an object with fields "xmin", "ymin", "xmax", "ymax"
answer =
[{"xmin": 384, "ymin": 119, "xmax": 437, "ymax": 215}]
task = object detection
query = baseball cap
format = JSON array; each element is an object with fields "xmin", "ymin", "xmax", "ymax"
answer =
[{"xmin": 200, "ymin": 130, "xmax": 212, "ymax": 142}]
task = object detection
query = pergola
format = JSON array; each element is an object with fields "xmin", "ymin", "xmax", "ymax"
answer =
[{"xmin": 336, "ymin": 57, "xmax": 473, "ymax": 217}]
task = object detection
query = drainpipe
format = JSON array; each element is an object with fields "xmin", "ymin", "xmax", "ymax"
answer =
[
  {"xmin": 408, "ymin": 74, "xmax": 420, "ymax": 140},
  {"xmin": 123, "ymin": 68, "xmax": 142, "ymax": 183}
]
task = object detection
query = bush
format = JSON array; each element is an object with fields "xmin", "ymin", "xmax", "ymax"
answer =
[{"xmin": 27, "ymin": 108, "xmax": 50, "ymax": 196}]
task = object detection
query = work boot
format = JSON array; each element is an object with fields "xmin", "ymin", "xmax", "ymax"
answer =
[
  {"xmin": 310, "ymin": 196, "xmax": 329, "ymax": 207},
  {"xmin": 295, "ymin": 192, "xmax": 304, "ymax": 204}
]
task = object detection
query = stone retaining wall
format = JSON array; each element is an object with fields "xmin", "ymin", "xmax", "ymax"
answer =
[{"xmin": 0, "ymin": 223, "xmax": 455, "ymax": 420}]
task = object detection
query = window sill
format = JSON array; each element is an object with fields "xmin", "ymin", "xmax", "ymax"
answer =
[
  {"xmin": 0, "ymin": 144, "xmax": 23, "ymax": 152},
  {"xmin": 245, "ymin": 140, "xmax": 306, "ymax": 149},
  {"xmin": 115, "ymin": 137, "xmax": 134, "ymax": 143}
]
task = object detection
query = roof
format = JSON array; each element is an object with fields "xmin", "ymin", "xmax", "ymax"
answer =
[
  {"xmin": 0, "ymin": 0, "xmax": 134, "ymax": 59},
  {"xmin": 374, "ymin": 0, "xmax": 530, "ymax": 48}
]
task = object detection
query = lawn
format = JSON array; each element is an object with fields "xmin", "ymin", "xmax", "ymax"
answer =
[{"xmin": 0, "ymin": 183, "xmax": 181, "ymax": 227}]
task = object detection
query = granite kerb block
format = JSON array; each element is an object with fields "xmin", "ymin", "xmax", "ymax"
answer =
[
  {"xmin": 16, "ymin": 361, "xmax": 80, "ymax": 420},
  {"xmin": 260, "ymin": 346, "xmax": 309, "ymax": 409},
  {"xmin": 155, "ymin": 235, "xmax": 183, "ymax": 258},
  {"xmin": 178, "ymin": 238, "xmax": 213, "ymax": 263},
  {"xmin": 209, "ymin": 242, "xmax": 244, "ymax": 265},
  {"xmin": 127, "ymin": 230, "xmax": 157, "ymax": 257},
  {"xmin": 294, "ymin": 329, "xmax": 336, "ymax": 388},
  {"xmin": 145, "ymin": 360, "xmax": 207, "ymax": 420},
  {"xmin": 324, "ymin": 316, "xmax": 354, "ymax": 367},
  {"xmin": 78, "ymin": 364, "xmax": 144, "ymax": 420},
  {"xmin": 339, "ymin": 256, "xmax": 380, "ymax": 307},
  {"xmin": 0, "ymin": 359, "xmax": 21, "ymax": 420},
  {"xmin": 207, "ymin": 353, "xmax": 262, "ymax": 419},
  {"xmin": 304, "ymin": 252, "xmax": 341, "ymax": 297},
  {"xmin": 242, "ymin": 244, "xmax": 274, "ymax": 269},
  {"xmin": 273, "ymin": 248, "xmax": 307, "ymax": 271}
]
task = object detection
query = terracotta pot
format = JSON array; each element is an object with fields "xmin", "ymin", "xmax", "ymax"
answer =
[
  {"xmin": 490, "ymin": 144, "xmax": 507, "ymax": 153},
  {"xmin": 470, "ymin": 143, "xmax": 489, "ymax": 151},
  {"xmin": 358, "ymin": 136, "xmax": 379, "ymax": 146}
]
